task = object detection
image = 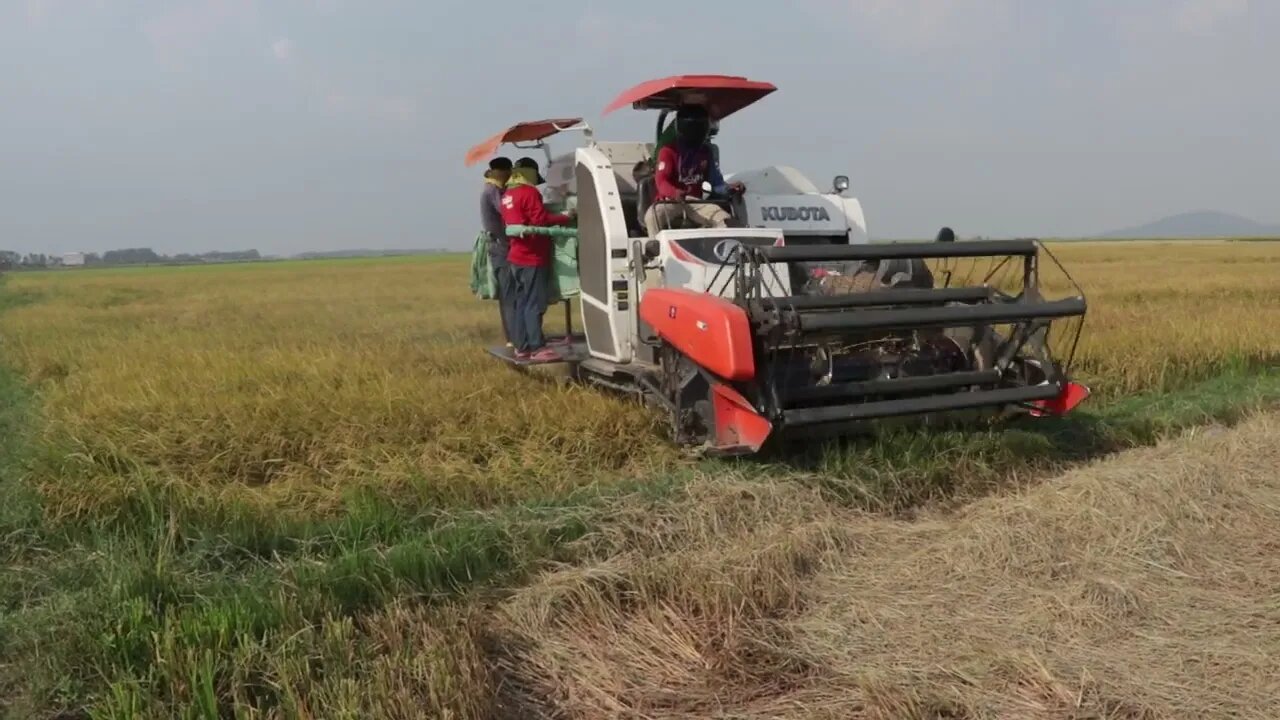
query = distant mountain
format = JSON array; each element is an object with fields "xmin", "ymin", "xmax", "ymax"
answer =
[{"xmin": 1098, "ymin": 211, "xmax": 1280, "ymax": 239}]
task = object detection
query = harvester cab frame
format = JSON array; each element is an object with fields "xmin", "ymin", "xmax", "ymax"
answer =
[{"xmin": 465, "ymin": 74, "xmax": 1090, "ymax": 456}]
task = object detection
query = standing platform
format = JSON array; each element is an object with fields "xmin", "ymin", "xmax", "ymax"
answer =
[{"xmin": 486, "ymin": 333, "xmax": 589, "ymax": 367}]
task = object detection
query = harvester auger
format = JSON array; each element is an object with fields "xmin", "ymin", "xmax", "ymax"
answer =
[{"xmin": 466, "ymin": 74, "xmax": 1089, "ymax": 456}]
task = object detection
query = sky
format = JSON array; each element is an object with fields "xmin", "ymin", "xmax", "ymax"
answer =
[{"xmin": 2, "ymin": 0, "xmax": 1277, "ymax": 256}]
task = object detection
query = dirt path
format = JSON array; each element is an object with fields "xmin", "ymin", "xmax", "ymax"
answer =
[{"xmin": 494, "ymin": 414, "xmax": 1280, "ymax": 718}]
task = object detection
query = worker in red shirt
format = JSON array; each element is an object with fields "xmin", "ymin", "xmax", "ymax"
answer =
[
  {"xmin": 643, "ymin": 104, "xmax": 745, "ymax": 237},
  {"xmin": 501, "ymin": 157, "xmax": 574, "ymax": 361}
]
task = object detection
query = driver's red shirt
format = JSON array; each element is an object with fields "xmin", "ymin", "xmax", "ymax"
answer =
[{"xmin": 653, "ymin": 144, "xmax": 712, "ymax": 202}]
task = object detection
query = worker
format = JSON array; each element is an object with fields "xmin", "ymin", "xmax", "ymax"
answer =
[
  {"xmin": 644, "ymin": 104, "xmax": 745, "ymax": 237},
  {"xmin": 501, "ymin": 157, "xmax": 574, "ymax": 362},
  {"xmin": 481, "ymin": 157, "xmax": 515, "ymax": 346}
]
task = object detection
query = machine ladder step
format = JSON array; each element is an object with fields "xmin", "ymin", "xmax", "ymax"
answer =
[{"xmin": 486, "ymin": 340, "xmax": 589, "ymax": 366}]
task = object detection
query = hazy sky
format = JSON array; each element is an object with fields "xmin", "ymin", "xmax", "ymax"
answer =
[{"xmin": 3, "ymin": 0, "xmax": 1277, "ymax": 255}]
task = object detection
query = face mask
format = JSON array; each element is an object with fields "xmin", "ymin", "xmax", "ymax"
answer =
[{"xmin": 678, "ymin": 121, "xmax": 708, "ymax": 145}]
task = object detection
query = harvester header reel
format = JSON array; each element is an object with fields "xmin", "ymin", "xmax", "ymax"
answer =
[{"xmin": 726, "ymin": 238, "xmax": 1089, "ymax": 438}]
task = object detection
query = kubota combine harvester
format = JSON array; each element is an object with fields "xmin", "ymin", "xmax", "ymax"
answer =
[{"xmin": 465, "ymin": 75, "xmax": 1089, "ymax": 455}]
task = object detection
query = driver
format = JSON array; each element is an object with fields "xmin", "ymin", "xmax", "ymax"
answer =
[{"xmin": 644, "ymin": 104, "xmax": 745, "ymax": 237}]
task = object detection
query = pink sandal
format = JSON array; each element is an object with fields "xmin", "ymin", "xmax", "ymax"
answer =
[{"xmin": 528, "ymin": 347, "xmax": 561, "ymax": 362}]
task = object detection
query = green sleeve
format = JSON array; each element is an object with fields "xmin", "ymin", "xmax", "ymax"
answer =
[{"xmin": 655, "ymin": 122, "xmax": 678, "ymax": 161}]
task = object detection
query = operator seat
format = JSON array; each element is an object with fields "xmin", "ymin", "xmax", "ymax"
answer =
[
  {"xmin": 633, "ymin": 160, "xmax": 698, "ymax": 233},
  {"xmin": 632, "ymin": 159, "xmax": 740, "ymax": 236},
  {"xmin": 633, "ymin": 160, "xmax": 656, "ymax": 232}
]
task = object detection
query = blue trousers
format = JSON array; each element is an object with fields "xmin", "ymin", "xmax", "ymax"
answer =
[
  {"xmin": 508, "ymin": 263, "xmax": 549, "ymax": 353},
  {"xmin": 491, "ymin": 259, "xmax": 516, "ymax": 345}
]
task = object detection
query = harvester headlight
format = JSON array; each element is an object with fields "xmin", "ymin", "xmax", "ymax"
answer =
[{"xmin": 833, "ymin": 175, "xmax": 850, "ymax": 194}]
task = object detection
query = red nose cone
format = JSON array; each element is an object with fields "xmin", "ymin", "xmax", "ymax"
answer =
[{"xmin": 1031, "ymin": 381, "xmax": 1091, "ymax": 417}]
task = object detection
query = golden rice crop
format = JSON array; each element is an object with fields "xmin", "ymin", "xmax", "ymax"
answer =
[
  {"xmin": 1035, "ymin": 241, "xmax": 1280, "ymax": 394},
  {"xmin": 0, "ymin": 241, "xmax": 1277, "ymax": 520},
  {"xmin": 0, "ymin": 258, "xmax": 675, "ymax": 520}
]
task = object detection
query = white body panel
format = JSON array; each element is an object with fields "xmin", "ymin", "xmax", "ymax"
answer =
[
  {"xmin": 737, "ymin": 193, "xmax": 850, "ymax": 234},
  {"xmin": 652, "ymin": 228, "xmax": 791, "ymax": 299},
  {"xmin": 572, "ymin": 144, "xmax": 637, "ymax": 364},
  {"xmin": 839, "ymin": 196, "xmax": 870, "ymax": 244},
  {"xmin": 724, "ymin": 165, "xmax": 821, "ymax": 194},
  {"xmin": 728, "ymin": 166, "xmax": 868, "ymax": 242}
]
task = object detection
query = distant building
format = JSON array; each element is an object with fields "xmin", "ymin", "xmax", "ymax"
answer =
[{"xmin": 63, "ymin": 252, "xmax": 85, "ymax": 267}]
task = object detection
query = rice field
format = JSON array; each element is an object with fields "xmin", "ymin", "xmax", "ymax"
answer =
[{"xmin": 1, "ymin": 240, "xmax": 1279, "ymax": 718}]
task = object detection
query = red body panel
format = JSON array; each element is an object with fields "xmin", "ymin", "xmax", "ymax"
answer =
[
  {"xmin": 603, "ymin": 75, "xmax": 777, "ymax": 119},
  {"xmin": 1030, "ymin": 381, "xmax": 1091, "ymax": 417},
  {"xmin": 710, "ymin": 383, "xmax": 772, "ymax": 453},
  {"xmin": 639, "ymin": 288, "xmax": 755, "ymax": 381},
  {"xmin": 464, "ymin": 117, "xmax": 584, "ymax": 167}
]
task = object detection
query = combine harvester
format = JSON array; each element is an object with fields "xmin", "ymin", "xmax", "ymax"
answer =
[{"xmin": 466, "ymin": 75, "xmax": 1089, "ymax": 455}]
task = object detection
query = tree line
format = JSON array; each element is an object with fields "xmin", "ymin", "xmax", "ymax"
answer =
[{"xmin": 0, "ymin": 248, "xmax": 262, "ymax": 269}]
